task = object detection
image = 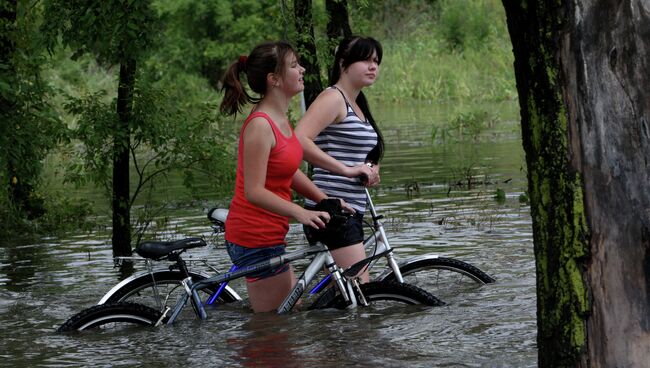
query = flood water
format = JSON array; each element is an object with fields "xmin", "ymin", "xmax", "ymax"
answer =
[{"xmin": 0, "ymin": 101, "xmax": 537, "ymax": 367}]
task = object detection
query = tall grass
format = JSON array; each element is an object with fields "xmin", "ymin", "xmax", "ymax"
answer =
[{"xmin": 353, "ymin": 0, "xmax": 516, "ymax": 104}]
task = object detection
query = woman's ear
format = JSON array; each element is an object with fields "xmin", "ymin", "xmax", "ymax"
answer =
[{"xmin": 267, "ymin": 72, "xmax": 279, "ymax": 88}]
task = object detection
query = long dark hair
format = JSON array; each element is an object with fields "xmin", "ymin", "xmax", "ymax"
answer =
[
  {"xmin": 220, "ymin": 41, "xmax": 296, "ymax": 116},
  {"xmin": 330, "ymin": 36, "xmax": 384, "ymax": 163}
]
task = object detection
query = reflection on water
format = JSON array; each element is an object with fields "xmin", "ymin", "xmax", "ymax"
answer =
[{"xmin": 0, "ymin": 106, "xmax": 537, "ymax": 367}]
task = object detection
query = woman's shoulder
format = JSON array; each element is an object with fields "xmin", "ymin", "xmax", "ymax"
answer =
[
  {"xmin": 243, "ymin": 114, "xmax": 274, "ymax": 135},
  {"xmin": 316, "ymin": 87, "xmax": 345, "ymax": 104},
  {"xmin": 310, "ymin": 88, "xmax": 347, "ymax": 116}
]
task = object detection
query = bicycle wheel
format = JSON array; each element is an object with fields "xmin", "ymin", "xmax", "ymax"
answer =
[
  {"xmin": 309, "ymin": 281, "xmax": 444, "ymax": 310},
  {"xmin": 100, "ymin": 271, "xmax": 240, "ymax": 308},
  {"xmin": 57, "ymin": 302, "xmax": 163, "ymax": 332},
  {"xmin": 379, "ymin": 257, "xmax": 495, "ymax": 300}
]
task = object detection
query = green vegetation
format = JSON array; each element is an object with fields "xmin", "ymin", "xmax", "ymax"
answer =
[
  {"xmin": 431, "ymin": 109, "xmax": 500, "ymax": 143},
  {"xmin": 1, "ymin": 0, "xmax": 516, "ymax": 240},
  {"xmin": 353, "ymin": 0, "xmax": 515, "ymax": 104}
]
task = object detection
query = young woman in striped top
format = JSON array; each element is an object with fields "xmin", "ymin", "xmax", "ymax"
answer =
[{"xmin": 296, "ymin": 36, "xmax": 384, "ymax": 282}]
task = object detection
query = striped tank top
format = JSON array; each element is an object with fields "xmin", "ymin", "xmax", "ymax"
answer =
[{"xmin": 305, "ymin": 86, "xmax": 378, "ymax": 214}]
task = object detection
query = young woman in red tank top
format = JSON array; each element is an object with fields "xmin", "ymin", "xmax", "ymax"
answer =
[{"xmin": 220, "ymin": 41, "xmax": 352, "ymax": 313}]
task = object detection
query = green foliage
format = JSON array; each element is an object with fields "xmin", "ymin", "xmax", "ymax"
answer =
[
  {"xmin": 438, "ymin": 0, "xmax": 498, "ymax": 50},
  {"xmin": 41, "ymin": 0, "xmax": 161, "ymax": 64},
  {"xmin": 0, "ymin": 0, "xmax": 67, "ymax": 228},
  {"xmin": 431, "ymin": 109, "xmax": 499, "ymax": 143},
  {"xmin": 494, "ymin": 188, "xmax": 506, "ymax": 203},
  {"xmin": 2, "ymin": 0, "xmax": 519, "ymax": 239},
  {"xmin": 35, "ymin": 194, "xmax": 96, "ymax": 233},
  {"xmin": 352, "ymin": 0, "xmax": 515, "ymax": 103},
  {"xmin": 350, "ymin": 0, "xmax": 438, "ymax": 40},
  {"xmin": 62, "ymin": 75, "xmax": 235, "ymax": 208},
  {"xmin": 151, "ymin": 0, "xmax": 283, "ymax": 88}
]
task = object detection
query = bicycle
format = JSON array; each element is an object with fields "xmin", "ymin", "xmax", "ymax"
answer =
[
  {"xmin": 58, "ymin": 236, "xmax": 443, "ymax": 331},
  {"xmin": 205, "ymin": 188, "xmax": 495, "ymax": 302},
  {"xmin": 94, "ymin": 188, "xmax": 494, "ymax": 311}
]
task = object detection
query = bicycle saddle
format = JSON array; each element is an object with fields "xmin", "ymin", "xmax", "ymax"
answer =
[
  {"xmin": 207, "ymin": 207, "xmax": 228, "ymax": 225},
  {"xmin": 136, "ymin": 237, "xmax": 207, "ymax": 260}
]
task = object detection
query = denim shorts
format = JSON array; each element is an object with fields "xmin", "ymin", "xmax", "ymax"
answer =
[
  {"xmin": 225, "ymin": 241, "xmax": 289, "ymax": 282},
  {"xmin": 303, "ymin": 211, "xmax": 364, "ymax": 250}
]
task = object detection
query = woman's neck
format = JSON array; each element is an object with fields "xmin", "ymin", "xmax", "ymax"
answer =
[
  {"xmin": 255, "ymin": 90, "xmax": 291, "ymax": 118},
  {"xmin": 334, "ymin": 79, "xmax": 360, "ymax": 102}
]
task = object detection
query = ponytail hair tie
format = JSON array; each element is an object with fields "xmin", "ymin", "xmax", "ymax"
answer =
[{"xmin": 238, "ymin": 55, "xmax": 248, "ymax": 71}]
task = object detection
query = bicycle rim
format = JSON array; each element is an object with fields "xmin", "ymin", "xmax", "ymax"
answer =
[{"xmin": 382, "ymin": 257, "xmax": 494, "ymax": 301}]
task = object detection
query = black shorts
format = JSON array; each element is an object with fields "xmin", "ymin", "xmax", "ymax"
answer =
[{"xmin": 303, "ymin": 211, "xmax": 364, "ymax": 250}]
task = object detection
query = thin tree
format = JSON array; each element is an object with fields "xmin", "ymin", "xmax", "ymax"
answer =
[
  {"xmin": 325, "ymin": 0, "xmax": 352, "ymax": 84},
  {"xmin": 293, "ymin": 0, "xmax": 322, "ymax": 107},
  {"xmin": 42, "ymin": 1, "xmax": 159, "ymax": 256},
  {"xmin": 502, "ymin": 0, "xmax": 649, "ymax": 366}
]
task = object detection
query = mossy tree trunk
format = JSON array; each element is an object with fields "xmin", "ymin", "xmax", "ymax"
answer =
[
  {"xmin": 293, "ymin": 0, "xmax": 322, "ymax": 107},
  {"xmin": 502, "ymin": 0, "xmax": 650, "ymax": 366},
  {"xmin": 325, "ymin": 0, "xmax": 352, "ymax": 84}
]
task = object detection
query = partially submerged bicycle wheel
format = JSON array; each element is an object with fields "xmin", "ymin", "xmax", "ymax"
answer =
[
  {"xmin": 379, "ymin": 257, "xmax": 495, "ymax": 301},
  {"xmin": 57, "ymin": 302, "xmax": 164, "ymax": 332},
  {"xmin": 309, "ymin": 280, "xmax": 444, "ymax": 310}
]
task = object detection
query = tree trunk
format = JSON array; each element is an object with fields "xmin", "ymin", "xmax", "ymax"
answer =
[
  {"xmin": 561, "ymin": 1, "xmax": 650, "ymax": 366},
  {"xmin": 325, "ymin": 0, "xmax": 352, "ymax": 84},
  {"xmin": 112, "ymin": 59, "xmax": 136, "ymax": 257},
  {"xmin": 293, "ymin": 0, "xmax": 322, "ymax": 107},
  {"xmin": 502, "ymin": 0, "xmax": 650, "ymax": 366}
]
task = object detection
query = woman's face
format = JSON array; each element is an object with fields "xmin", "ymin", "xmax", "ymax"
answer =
[
  {"xmin": 277, "ymin": 52, "xmax": 305, "ymax": 96},
  {"xmin": 343, "ymin": 51, "xmax": 380, "ymax": 88}
]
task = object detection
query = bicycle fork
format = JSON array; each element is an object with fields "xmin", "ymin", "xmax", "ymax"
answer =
[
  {"xmin": 374, "ymin": 224, "xmax": 404, "ymax": 283},
  {"xmin": 365, "ymin": 187, "xmax": 404, "ymax": 283},
  {"xmin": 165, "ymin": 276, "xmax": 207, "ymax": 324}
]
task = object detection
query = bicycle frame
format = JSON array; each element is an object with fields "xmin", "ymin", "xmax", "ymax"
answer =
[
  {"xmin": 362, "ymin": 188, "xmax": 404, "ymax": 282},
  {"xmin": 305, "ymin": 188, "xmax": 405, "ymax": 295},
  {"xmin": 162, "ymin": 243, "xmax": 356, "ymax": 325}
]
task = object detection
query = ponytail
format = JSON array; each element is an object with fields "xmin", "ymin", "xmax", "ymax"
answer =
[
  {"xmin": 220, "ymin": 56, "xmax": 255, "ymax": 116},
  {"xmin": 220, "ymin": 41, "xmax": 297, "ymax": 117}
]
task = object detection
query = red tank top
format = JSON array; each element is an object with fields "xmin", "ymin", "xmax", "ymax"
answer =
[{"xmin": 225, "ymin": 112, "xmax": 303, "ymax": 247}]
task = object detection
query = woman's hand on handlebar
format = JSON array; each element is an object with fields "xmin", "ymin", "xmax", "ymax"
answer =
[
  {"xmin": 296, "ymin": 208, "xmax": 330, "ymax": 229},
  {"xmin": 354, "ymin": 162, "xmax": 380, "ymax": 187}
]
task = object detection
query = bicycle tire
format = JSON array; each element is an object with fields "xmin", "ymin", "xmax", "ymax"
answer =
[
  {"xmin": 100, "ymin": 271, "xmax": 239, "ymax": 307},
  {"xmin": 57, "ymin": 302, "xmax": 164, "ymax": 332},
  {"xmin": 379, "ymin": 257, "xmax": 494, "ymax": 300},
  {"xmin": 309, "ymin": 281, "xmax": 444, "ymax": 310}
]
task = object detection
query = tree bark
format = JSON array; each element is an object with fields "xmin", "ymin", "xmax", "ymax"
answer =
[
  {"xmin": 502, "ymin": 0, "xmax": 650, "ymax": 366},
  {"xmin": 325, "ymin": 0, "xmax": 352, "ymax": 84},
  {"xmin": 293, "ymin": 0, "xmax": 322, "ymax": 107},
  {"xmin": 112, "ymin": 59, "xmax": 136, "ymax": 257},
  {"xmin": 561, "ymin": 1, "xmax": 650, "ymax": 366}
]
